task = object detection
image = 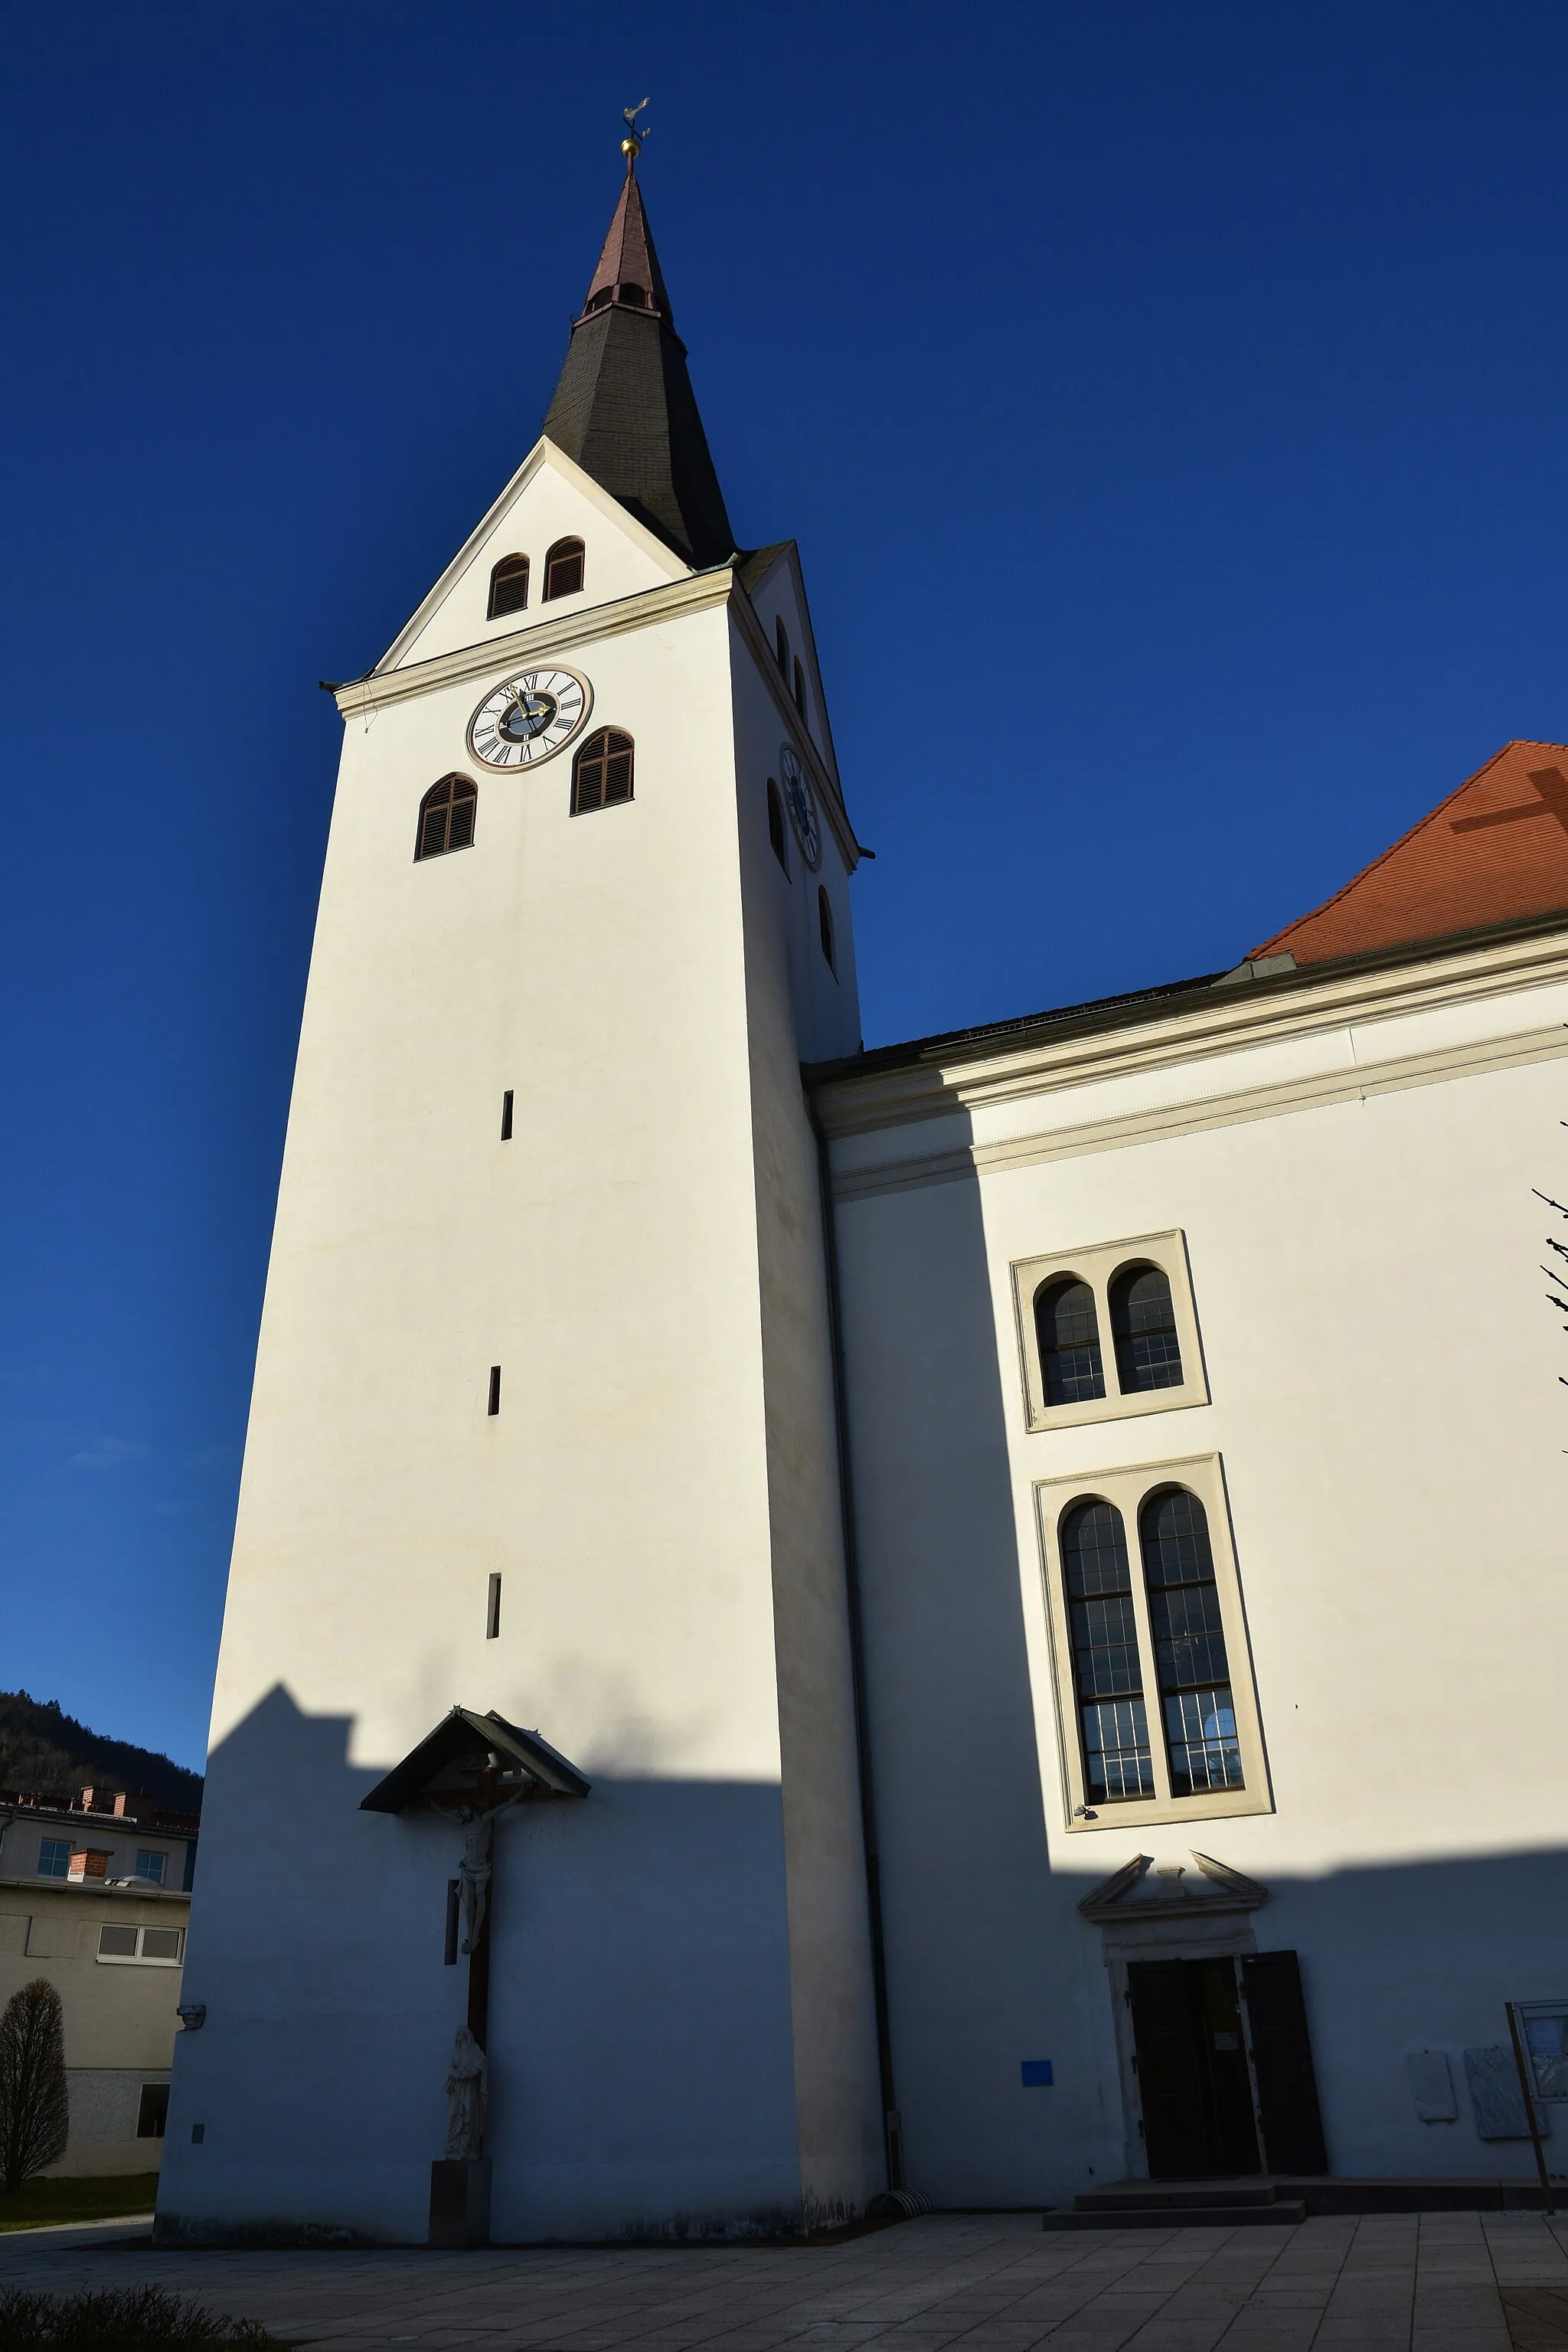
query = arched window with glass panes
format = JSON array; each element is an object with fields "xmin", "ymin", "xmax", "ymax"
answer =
[
  {"xmin": 415, "ymin": 774, "xmax": 477, "ymax": 861},
  {"xmin": 571, "ymin": 727, "xmax": 633, "ymax": 814},
  {"xmin": 1110, "ymin": 1263, "xmax": 1183, "ymax": 1392},
  {"xmin": 1036, "ymin": 1277, "xmax": 1106, "ymax": 1405},
  {"xmin": 1060, "ymin": 1499, "xmax": 1152, "ymax": 1804},
  {"xmin": 1138, "ymin": 1488, "xmax": 1243, "ymax": 1795}
]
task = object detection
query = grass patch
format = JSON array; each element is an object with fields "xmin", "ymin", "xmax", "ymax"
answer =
[
  {"xmin": 0, "ymin": 2285, "xmax": 288, "ymax": 2347},
  {"xmin": 0, "ymin": 2174, "xmax": 159, "ymax": 2233}
]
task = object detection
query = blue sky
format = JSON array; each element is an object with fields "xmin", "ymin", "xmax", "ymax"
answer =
[{"xmin": 3, "ymin": 2, "xmax": 1565, "ymax": 1772}]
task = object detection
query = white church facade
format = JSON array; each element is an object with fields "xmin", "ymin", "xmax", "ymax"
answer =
[{"xmin": 158, "ymin": 152, "xmax": 1568, "ymax": 2245}]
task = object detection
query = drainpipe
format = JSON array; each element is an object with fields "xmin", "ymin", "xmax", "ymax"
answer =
[{"xmin": 807, "ymin": 1083, "xmax": 903, "ymax": 2192}]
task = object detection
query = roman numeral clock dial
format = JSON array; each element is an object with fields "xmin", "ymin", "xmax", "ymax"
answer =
[{"xmin": 469, "ymin": 668, "xmax": 591, "ymax": 769}]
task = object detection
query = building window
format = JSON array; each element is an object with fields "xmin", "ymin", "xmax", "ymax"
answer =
[
  {"xmin": 818, "ymin": 886, "xmax": 835, "ymax": 971},
  {"xmin": 1037, "ymin": 1452, "xmax": 1269, "ymax": 1831},
  {"xmin": 1061, "ymin": 1500, "xmax": 1153, "ymax": 1804},
  {"xmin": 1112, "ymin": 1264, "xmax": 1183, "ymax": 1392},
  {"xmin": 776, "ymin": 616, "xmax": 789, "ymax": 674},
  {"xmin": 138, "ymin": 2083, "xmax": 170, "ymax": 2138},
  {"xmin": 37, "ymin": 1840, "xmax": 70, "ymax": 1880},
  {"xmin": 1140, "ymin": 1488, "xmax": 1243, "ymax": 1795},
  {"xmin": 416, "ymin": 775, "xmax": 477, "ymax": 861},
  {"xmin": 1012, "ymin": 1232, "xmax": 1207, "ymax": 1431},
  {"xmin": 486, "ymin": 554, "xmax": 530, "ymax": 619},
  {"xmin": 572, "ymin": 727, "xmax": 634, "ymax": 814},
  {"xmin": 543, "ymin": 537, "xmax": 585, "ymax": 599},
  {"xmin": 98, "ymin": 1923, "xmax": 185, "ymax": 1965},
  {"xmin": 1036, "ymin": 1278, "xmax": 1106, "ymax": 1406},
  {"xmin": 766, "ymin": 779, "xmax": 789, "ymax": 871},
  {"xmin": 793, "ymin": 657, "xmax": 808, "ymax": 716},
  {"xmin": 134, "ymin": 1851, "xmax": 167, "ymax": 1885}
]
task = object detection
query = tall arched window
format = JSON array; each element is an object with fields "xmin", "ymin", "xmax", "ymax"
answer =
[
  {"xmin": 1060, "ymin": 1499, "xmax": 1152, "ymax": 1802},
  {"xmin": 1138, "ymin": 1489, "xmax": 1242, "ymax": 1795},
  {"xmin": 1036, "ymin": 1278, "xmax": 1106, "ymax": 1405},
  {"xmin": 766, "ymin": 779, "xmax": 789, "ymax": 870},
  {"xmin": 775, "ymin": 616, "xmax": 789, "ymax": 674},
  {"xmin": 544, "ymin": 537, "xmax": 585, "ymax": 600},
  {"xmin": 416, "ymin": 774, "xmax": 477, "ymax": 861},
  {"xmin": 572, "ymin": 727, "xmax": 634, "ymax": 814},
  {"xmin": 1110, "ymin": 1263, "xmax": 1184, "ymax": 1393},
  {"xmin": 793, "ymin": 657, "xmax": 808, "ymax": 716},
  {"xmin": 487, "ymin": 554, "xmax": 529, "ymax": 619},
  {"xmin": 818, "ymin": 885, "xmax": 835, "ymax": 970}
]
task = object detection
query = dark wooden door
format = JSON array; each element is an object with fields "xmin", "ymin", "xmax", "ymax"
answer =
[
  {"xmin": 1241, "ymin": 1951, "xmax": 1328, "ymax": 2174},
  {"xmin": 1129, "ymin": 1957, "xmax": 1262, "ymax": 2177}
]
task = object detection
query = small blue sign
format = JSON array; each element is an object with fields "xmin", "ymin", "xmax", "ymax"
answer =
[{"xmin": 1021, "ymin": 2060, "xmax": 1054, "ymax": 2087}]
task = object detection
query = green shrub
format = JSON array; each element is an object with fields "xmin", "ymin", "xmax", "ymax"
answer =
[
  {"xmin": 0, "ymin": 2284, "xmax": 288, "ymax": 2349},
  {"xmin": 0, "ymin": 1982, "xmax": 69, "ymax": 2193}
]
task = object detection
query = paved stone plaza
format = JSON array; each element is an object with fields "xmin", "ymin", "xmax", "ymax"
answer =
[{"xmin": 2, "ymin": 2210, "xmax": 1566, "ymax": 2351}]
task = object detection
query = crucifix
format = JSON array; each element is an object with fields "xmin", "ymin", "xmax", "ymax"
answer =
[{"xmin": 360, "ymin": 1707, "xmax": 591, "ymax": 2247}]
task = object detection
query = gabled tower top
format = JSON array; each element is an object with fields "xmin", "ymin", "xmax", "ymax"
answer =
[{"xmin": 541, "ymin": 123, "xmax": 734, "ymax": 570}]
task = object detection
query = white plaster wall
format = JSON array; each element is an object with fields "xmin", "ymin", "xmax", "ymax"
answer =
[
  {"xmin": 830, "ymin": 978, "xmax": 1568, "ymax": 2201},
  {"xmin": 163, "ymin": 546, "xmax": 879, "ymax": 2243}
]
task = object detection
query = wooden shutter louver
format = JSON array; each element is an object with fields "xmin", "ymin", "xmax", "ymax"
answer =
[
  {"xmin": 544, "ymin": 537, "xmax": 585, "ymax": 599},
  {"xmin": 488, "ymin": 554, "xmax": 530, "ymax": 619},
  {"xmin": 572, "ymin": 728, "xmax": 635, "ymax": 815},
  {"xmin": 416, "ymin": 775, "xmax": 478, "ymax": 861}
]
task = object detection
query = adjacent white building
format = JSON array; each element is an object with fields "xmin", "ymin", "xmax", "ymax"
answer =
[{"xmin": 158, "ymin": 154, "xmax": 1568, "ymax": 2244}]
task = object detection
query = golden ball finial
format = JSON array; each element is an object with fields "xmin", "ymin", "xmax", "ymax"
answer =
[{"xmin": 620, "ymin": 133, "xmax": 641, "ymax": 160}]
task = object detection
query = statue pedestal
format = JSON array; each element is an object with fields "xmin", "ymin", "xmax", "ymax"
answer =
[{"xmin": 429, "ymin": 2158, "xmax": 492, "ymax": 2248}]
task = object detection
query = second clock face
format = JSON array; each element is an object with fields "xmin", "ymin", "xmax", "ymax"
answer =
[
  {"xmin": 469, "ymin": 668, "xmax": 590, "ymax": 769},
  {"xmin": 781, "ymin": 745, "xmax": 822, "ymax": 870}
]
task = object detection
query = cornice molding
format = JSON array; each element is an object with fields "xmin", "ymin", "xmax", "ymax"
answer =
[{"xmin": 818, "ymin": 926, "xmax": 1568, "ymax": 1142}]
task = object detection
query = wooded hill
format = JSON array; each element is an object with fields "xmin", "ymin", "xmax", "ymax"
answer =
[{"xmin": 0, "ymin": 1690, "xmax": 202, "ymax": 1813}]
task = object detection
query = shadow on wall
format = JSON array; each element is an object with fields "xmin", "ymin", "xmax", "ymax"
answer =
[{"xmin": 157, "ymin": 1684, "xmax": 809, "ymax": 2247}]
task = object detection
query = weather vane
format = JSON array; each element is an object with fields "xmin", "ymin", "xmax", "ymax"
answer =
[{"xmin": 621, "ymin": 97, "xmax": 651, "ymax": 162}]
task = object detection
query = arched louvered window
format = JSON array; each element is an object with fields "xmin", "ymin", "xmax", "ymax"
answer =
[
  {"xmin": 416, "ymin": 774, "xmax": 477, "ymax": 861},
  {"xmin": 572, "ymin": 727, "xmax": 634, "ymax": 815},
  {"xmin": 619, "ymin": 281, "xmax": 647, "ymax": 306},
  {"xmin": 793, "ymin": 658, "xmax": 808, "ymax": 715},
  {"xmin": 1061, "ymin": 1500, "xmax": 1152, "ymax": 1802},
  {"xmin": 1110, "ymin": 1263, "xmax": 1184, "ymax": 1393},
  {"xmin": 767, "ymin": 779, "xmax": 789, "ymax": 870},
  {"xmin": 487, "ymin": 554, "xmax": 529, "ymax": 620},
  {"xmin": 776, "ymin": 616, "xmax": 789, "ymax": 675},
  {"xmin": 1036, "ymin": 1278, "xmax": 1106, "ymax": 1405},
  {"xmin": 818, "ymin": 885, "xmax": 835, "ymax": 970},
  {"xmin": 1138, "ymin": 1489, "xmax": 1243, "ymax": 1795},
  {"xmin": 544, "ymin": 537, "xmax": 585, "ymax": 600}
]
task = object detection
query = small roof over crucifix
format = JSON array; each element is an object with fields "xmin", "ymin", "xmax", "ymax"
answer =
[{"xmin": 359, "ymin": 1707, "xmax": 590, "ymax": 1815}]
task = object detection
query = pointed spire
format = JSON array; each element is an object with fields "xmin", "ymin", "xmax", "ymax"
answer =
[{"xmin": 542, "ymin": 151, "xmax": 733, "ymax": 569}]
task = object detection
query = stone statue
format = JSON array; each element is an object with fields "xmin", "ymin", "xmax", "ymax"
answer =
[
  {"xmin": 456, "ymin": 1811, "xmax": 494, "ymax": 1956},
  {"xmin": 444, "ymin": 2022, "xmax": 488, "ymax": 2159}
]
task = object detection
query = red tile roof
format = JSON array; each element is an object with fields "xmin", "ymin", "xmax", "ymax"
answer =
[{"xmin": 1252, "ymin": 740, "xmax": 1568, "ymax": 966}]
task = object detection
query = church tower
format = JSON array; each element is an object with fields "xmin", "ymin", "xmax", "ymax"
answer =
[{"xmin": 158, "ymin": 145, "xmax": 883, "ymax": 2246}]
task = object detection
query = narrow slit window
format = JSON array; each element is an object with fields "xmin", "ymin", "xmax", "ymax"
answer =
[
  {"xmin": 1037, "ymin": 1277, "xmax": 1106, "ymax": 1405},
  {"xmin": 776, "ymin": 616, "xmax": 789, "ymax": 675},
  {"xmin": 767, "ymin": 779, "xmax": 789, "ymax": 871},
  {"xmin": 487, "ymin": 1366, "xmax": 501, "ymax": 1416},
  {"xmin": 487, "ymin": 554, "xmax": 530, "ymax": 619},
  {"xmin": 1111, "ymin": 1264, "xmax": 1183, "ymax": 1392},
  {"xmin": 486, "ymin": 1572, "xmax": 502, "ymax": 1640},
  {"xmin": 500, "ymin": 1089, "xmax": 514, "ymax": 1142},
  {"xmin": 572, "ymin": 727, "xmax": 634, "ymax": 814},
  {"xmin": 793, "ymin": 657, "xmax": 808, "ymax": 716},
  {"xmin": 1061, "ymin": 1500, "xmax": 1153, "ymax": 1802},
  {"xmin": 1139, "ymin": 1488, "xmax": 1243, "ymax": 1795},
  {"xmin": 818, "ymin": 885, "xmax": 835, "ymax": 970},
  {"xmin": 416, "ymin": 775, "xmax": 477, "ymax": 861},
  {"xmin": 544, "ymin": 537, "xmax": 585, "ymax": 600}
]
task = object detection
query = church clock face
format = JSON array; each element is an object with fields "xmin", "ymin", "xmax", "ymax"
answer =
[
  {"xmin": 781, "ymin": 745, "xmax": 822, "ymax": 870},
  {"xmin": 468, "ymin": 668, "xmax": 591, "ymax": 769}
]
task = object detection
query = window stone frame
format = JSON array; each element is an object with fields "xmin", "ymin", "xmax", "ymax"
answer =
[
  {"xmin": 1034, "ymin": 1451, "xmax": 1272, "ymax": 1835},
  {"xmin": 1011, "ymin": 1228, "xmax": 1208, "ymax": 1432}
]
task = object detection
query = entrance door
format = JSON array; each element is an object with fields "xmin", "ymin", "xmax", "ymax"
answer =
[{"xmin": 1128, "ymin": 1957, "xmax": 1261, "ymax": 2177}]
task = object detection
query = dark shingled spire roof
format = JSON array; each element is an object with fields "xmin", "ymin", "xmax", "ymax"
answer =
[{"xmin": 542, "ymin": 162, "xmax": 734, "ymax": 568}]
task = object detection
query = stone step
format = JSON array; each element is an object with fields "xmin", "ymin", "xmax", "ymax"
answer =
[
  {"xmin": 1076, "ymin": 2183, "xmax": 1280, "ymax": 2211},
  {"xmin": 1044, "ymin": 2201, "xmax": 1307, "ymax": 2231}
]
